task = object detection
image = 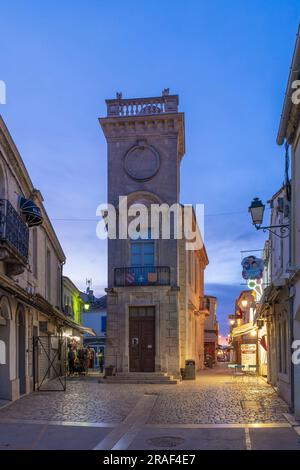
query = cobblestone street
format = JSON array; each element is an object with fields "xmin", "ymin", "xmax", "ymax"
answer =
[{"xmin": 0, "ymin": 364, "xmax": 299, "ymax": 450}]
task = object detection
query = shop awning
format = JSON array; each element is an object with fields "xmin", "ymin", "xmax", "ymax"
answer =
[
  {"xmin": 254, "ymin": 285, "xmax": 281, "ymax": 321},
  {"xmin": 0, "ymin": 275, "xmax": 96, "ymax": 336},
  {"xmin": 75, "ymin": 325, "xmax": 97, "ymax": 336},
  {"xmin": 19, "ymin": 196, "xmax": 43, "ymax": 227},
  {"xmin": 35, "ymin": 295, "xmax": 97, "ymax": 336},
  {"xmin": 84, "ymin": 337, "xmax": 106, "ymax": 346},
  {"xmin": 232, "ymin": 322, "xmax": 256, "ymax": 338}
]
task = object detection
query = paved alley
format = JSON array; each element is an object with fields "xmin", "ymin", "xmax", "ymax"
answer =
[{"xmin": 0, "ymin": 364, "xmax": 299, "ymax": 450}]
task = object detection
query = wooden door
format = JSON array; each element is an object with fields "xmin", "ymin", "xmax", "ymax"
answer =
[{"xmin": 129, "ymin": 307, "xmax": 155, "ymax": 372}]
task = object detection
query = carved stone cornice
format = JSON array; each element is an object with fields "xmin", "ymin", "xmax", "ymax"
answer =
[
  {"xmin": 99, "ymin": 113, "xmax": 185, "ymax": 159},
  {"xmin": 0, "ymin": 127, "xmax": 32, "ymax": 197}
]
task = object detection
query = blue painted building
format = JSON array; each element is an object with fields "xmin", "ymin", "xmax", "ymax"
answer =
[{"xmin": 81, "ymin": 294, "xmax": 107, "ymax": 368}]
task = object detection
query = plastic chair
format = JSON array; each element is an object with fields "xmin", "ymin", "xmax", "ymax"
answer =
[
  {"xmin": 247, "ymin": 365, "xmax": 259, "ymax": 383},
  {"xmin": 228, "ymin": 363, "xmax": 237, "ymax": 380},
  {"xmin": 234, "ymin": 364, "xmax": 246, "ymax": 380}
]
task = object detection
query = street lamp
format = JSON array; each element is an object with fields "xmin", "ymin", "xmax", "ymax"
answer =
[
  {"xmin": 241, "ymin": 299, "xmax": 248, "ymax": 308},
  {"xmin": 230, "ymin": 319, "xmax": 235, "ymax": 326},
  {"xmin": 248, "ymin": 197, "xmax": 289, "ymax": 238},
  {"xmin": 249, "ymin": 197, "xmax": 265, "ymax": 227},
  {"xmin": 84, "ymin": 303, "xmax": 90, "ymax": 311}
]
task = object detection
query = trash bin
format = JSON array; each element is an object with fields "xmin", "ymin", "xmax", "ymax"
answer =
[{"xmin": 184, "ymin": 359, "xmax": 196, "ymax": 380}]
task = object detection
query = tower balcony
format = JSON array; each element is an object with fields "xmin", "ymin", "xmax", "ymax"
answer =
[
  {"xmin": 0, "ymin": 199, "xmax": 29, "ymax": 276},
  {"xmin": 105, "ymin": 90, "xmax": 178, "ymax": 117},
  {"xmin": 114, "ymin": 266, "xmax": 171, "ymax": 287}
]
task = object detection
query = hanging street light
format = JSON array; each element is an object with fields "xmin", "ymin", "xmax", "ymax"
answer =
[
  {"xmin": 249, "ymin": 198, "xmax": 265, "ymax": 227},
  {"xmin": 248, "ymin": 196, "xmax": 289, "ymax": 239}
]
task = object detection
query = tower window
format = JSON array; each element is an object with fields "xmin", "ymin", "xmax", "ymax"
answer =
[{"xmin": 131, "ymin": 240, "xmax": 155, "ymax": 266}]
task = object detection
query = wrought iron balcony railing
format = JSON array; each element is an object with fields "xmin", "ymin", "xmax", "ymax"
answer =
[
  {"xmin": 114, "ymin": 266, "xmax": 170, "ymax": 287},
  {"xmin": 0, "ymin": 199, "xmax": 29, "ymax": 261},
  {"xmin": 199, "ymin": 296, "xmax": 210, "ymax": 313}
]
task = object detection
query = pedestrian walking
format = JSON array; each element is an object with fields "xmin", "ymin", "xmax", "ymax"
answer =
[
  {"xmin": 98, "ymin": 351, "xmax": 104, "ymax": 373},
  {"xmin": 84, "ymin": 347, "xmax": 89, "ymax": 374},
  {"xmin": 77, "ymin": 347, "xmax": 86, "ymax": 374},
  {"xmin": 68, "ymin": 347, "xmax": 75, "ymax": 376}
]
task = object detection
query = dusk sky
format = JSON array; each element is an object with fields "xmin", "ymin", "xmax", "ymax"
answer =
[{"xmin": 1, "ymin": 0, "xmax": 299, "ymax": 335}]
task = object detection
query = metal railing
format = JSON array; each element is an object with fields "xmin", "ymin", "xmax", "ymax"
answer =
[
  {"xmin": 114, "ymin": 266, "xmax": 170, "ymax": 287},
  {"xmin": 0, "ymin": 199, "xmax": 29, "ymax": 260},
  {"xmin": 199, "ymin": 296, "xmax": 210, "ymax": 311}
]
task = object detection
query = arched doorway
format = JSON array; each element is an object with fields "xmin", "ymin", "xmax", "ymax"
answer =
[
  {"xmin": 0, "ymin": 296, "xmax": 12, "ymax": 400},
  {"xmin": 17, "ymin": 305, "xmax": 26, "ymax": 395}
]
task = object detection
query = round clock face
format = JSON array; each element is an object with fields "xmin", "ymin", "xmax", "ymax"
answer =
[{"xmin": 124, "ymin": 145, "xmax": 160, "ymax": 181}]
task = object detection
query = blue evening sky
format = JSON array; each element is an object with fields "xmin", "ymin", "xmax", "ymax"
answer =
[{"xmin": 1, "ymin": 0, "xmax": 299, "ymax": 334}]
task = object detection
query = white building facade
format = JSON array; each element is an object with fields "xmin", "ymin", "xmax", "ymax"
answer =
[
  {"xmin": 257, "ymin": 187, "xmax": 291, "ymax": 405},
  {"xmin": 277, "ymin": 23, "xmax": 300, "ymax": 418},
  {"xmin": 0, "ymin": 116, "xmax": 84, "ymax": 401}
]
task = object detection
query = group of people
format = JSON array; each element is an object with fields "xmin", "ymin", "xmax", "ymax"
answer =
[{"xmin": 67, "ymin": 345, "xmax": 104, "ymax": 375}]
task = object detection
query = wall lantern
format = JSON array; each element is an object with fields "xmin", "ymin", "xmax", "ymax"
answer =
[
  {"xmin": 248, "ymin": 197, "xmax": 289, "ymax": 239},
  {"xmin": 84, "ymin": 303, "xmax": 90, "ymax": 311},
  {"xmin": 249, "ymin": 197, "xmax": 265, "ymax": 226}
]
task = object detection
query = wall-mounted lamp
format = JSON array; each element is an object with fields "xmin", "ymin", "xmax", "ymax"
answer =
[{"xmin": 249, "ymin": 197, "xmax": 289, "ymax": 239}]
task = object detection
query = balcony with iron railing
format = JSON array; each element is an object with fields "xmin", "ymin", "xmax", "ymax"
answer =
[
  {"xmin": 0, "ymin": 199, "xmax": 29, "ymax": 275},
  {"xmin": 199, "ymin": 296, "xmax": 211, "ymax": 315},
  {"xmin": 105, "ymin": 90, "xmax": 179, "ymax": 117},
  {"xmin": 114, "ymin": 266, "xmax": 171, "ymax": 287}
]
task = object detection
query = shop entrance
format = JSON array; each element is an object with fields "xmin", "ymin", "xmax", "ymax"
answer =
[
  {"xmin": 33, "ymin": 336, "xmax": 67, "ymax": 391},
  {"xmin": 0, "ymin": 314, "xmax": 10, "ymax": 400},
  {"xmin": 129, "ymin": 306, "xmax": 155, "ymax": 372}
]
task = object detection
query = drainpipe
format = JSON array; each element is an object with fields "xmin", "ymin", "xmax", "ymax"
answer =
[
  {"xmin": 288, "ymin": 185, "xmax": 295, "ymax": 414},
  {"xmin": 289, "ymin": 284, "xmax": 295, "ymax": 413},
  {"xmin": 285, "ymin": 140, "xmax": 295, "ymax": 413},
  {"xmin": 60, "ymin": 260, "xmax": 66, "ymax": 330}
]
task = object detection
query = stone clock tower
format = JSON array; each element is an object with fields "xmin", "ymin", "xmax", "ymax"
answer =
[{"xmin": 99, "ymin": 91, "xmax": 208, "ymax": 378}]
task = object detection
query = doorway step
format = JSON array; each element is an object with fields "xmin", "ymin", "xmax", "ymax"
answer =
[{"xmin": 99, "ymin": 372, "xmax": 178, "ymax": 384}]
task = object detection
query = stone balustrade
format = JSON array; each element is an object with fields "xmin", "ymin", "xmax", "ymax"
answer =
[{"xmin": 106, "ymin": 93, "xmax": 179, "ymax": 117}]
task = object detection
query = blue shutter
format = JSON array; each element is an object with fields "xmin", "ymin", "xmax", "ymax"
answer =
[{"xmin": 101, "ymin": 316, "xmax": 107, "ymax": 333}]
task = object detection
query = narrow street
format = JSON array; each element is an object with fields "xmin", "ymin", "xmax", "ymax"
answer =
[{"xmin": 0, "ymin": 364, "xmax": 299, "ymax": 450}]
